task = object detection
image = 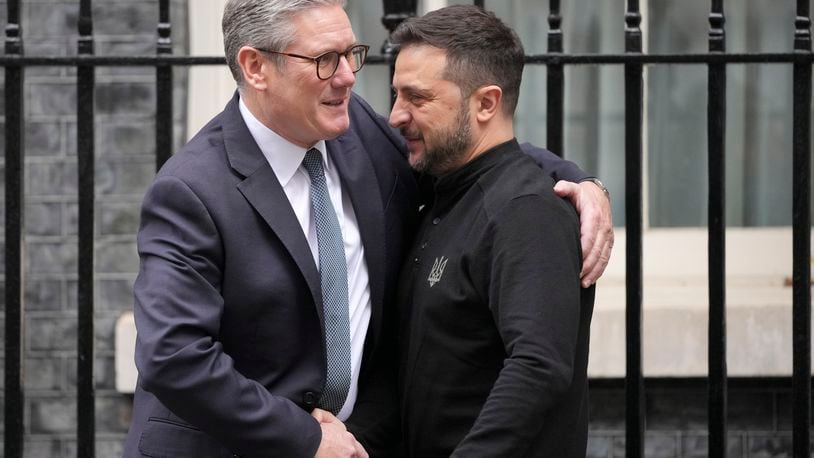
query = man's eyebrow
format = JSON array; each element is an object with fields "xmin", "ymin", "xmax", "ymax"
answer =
[
  {"xmin": 313, "ymin": 41, "xmax": 361, "ymax": 55},
  {"xmin": 393, "ymin": 84, "xmax": 432, "ymax": 96}
]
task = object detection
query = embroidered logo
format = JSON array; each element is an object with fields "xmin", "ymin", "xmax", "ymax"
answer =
[{"xmin": 428, "ymin": 256, "xmax": 448, "ymax": 287}]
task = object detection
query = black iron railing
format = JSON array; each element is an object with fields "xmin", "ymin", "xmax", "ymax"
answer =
[
  {"xmin": 76, "ymin": 2, "xmax": 96, "ymax": 457},
  {"xmin": 4, "ymin": 2, "xmax": 24, "ymax": 457},
  {"xmin": 1, "ymin": 1, "xmax": 812, "ymax": 457},
  {"xmin": 793, "ymin": 2, "xmax": 813, "ymax": 457},
  {"xmin": 623, "ymin": 3, "xmax": 645, "ymax": 457},
  {"xmin": 707, "ymin": 1, "xmax": 727, "ymax": 457}
]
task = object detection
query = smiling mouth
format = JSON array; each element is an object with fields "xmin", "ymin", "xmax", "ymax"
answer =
[{"xmin": 322, "ymin": 98, "xmax": 347, "ymax": 107}]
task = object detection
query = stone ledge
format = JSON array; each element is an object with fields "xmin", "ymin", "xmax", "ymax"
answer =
[
  {"xmin": 114, "ymin": 281, "xmax": 810, "ymax": 393},
  {"xmin": 113, "ymin": 226, "xmax": 813, "ymax": 391},
  {"xmin": 589, "ymin": 283, "xmax": 809, "ymax": 377}
]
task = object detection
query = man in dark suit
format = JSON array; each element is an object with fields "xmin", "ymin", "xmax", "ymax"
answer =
[{"xmin": 123, "ymin": 1, "xmax": 610, "ymax": 457}]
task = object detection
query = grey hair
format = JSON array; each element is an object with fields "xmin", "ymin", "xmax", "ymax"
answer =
[{"xmin": 222, "ymin": 0, "xmax": 347, "ymax": 86}]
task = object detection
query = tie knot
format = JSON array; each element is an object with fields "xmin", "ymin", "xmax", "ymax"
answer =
[{"xmin": 302, "ymin": 148, "xmax": 325, "ymax": 180}]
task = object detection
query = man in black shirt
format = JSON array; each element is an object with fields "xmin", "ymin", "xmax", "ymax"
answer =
[{"xmin": 388, "ymin": 5, "xmax": 595, "ymax": 457}]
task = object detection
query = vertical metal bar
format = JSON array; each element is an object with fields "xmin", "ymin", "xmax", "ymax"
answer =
[
  {"xmin": 4, "ymin": 0, "xmax": 25, "ymax": 455},
  {"xmin": 381, "ymin": 0, "xmax": 418, "ymax": 109},
  {"xmin": 624, "ymin": 1, "xmax": 644, "ymax": 457},
  {"xmin": 707, "ymin": 2, "xmax": 727, "ymax": 457},
  {"xmin": 77, "ymin": 1, "xmax": 96, "ymax": 456},
  {"xmin": 792, "ymin": 1, "xmax": 812, "ymax": 457},
  {"xmin": 546, "ymin": 0, "xmax": 564, "ymax": 157},
  {"xmin": 546, "ymin": 0, "xmax": 565, "ymax": 157},
  {"xmin": 156, "ymin": 0, "xmax": 173, "ymax": 170}
]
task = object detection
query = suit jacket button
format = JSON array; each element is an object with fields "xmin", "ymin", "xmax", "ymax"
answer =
[{"xmin": 303, "ymin": 391, "xmax": 318, "ymax": 407}]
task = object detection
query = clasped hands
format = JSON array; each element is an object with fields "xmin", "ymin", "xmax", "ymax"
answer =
[{"xmin": 312, "ymin": 408, "xmax": 368, "ymax": 458}]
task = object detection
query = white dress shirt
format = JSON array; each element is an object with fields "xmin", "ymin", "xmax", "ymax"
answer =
[{"xmin": 239, "ymin": 97, "xmax": 371, "ymax": 421}]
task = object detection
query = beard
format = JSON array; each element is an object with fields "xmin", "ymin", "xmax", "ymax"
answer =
[{"xmin": 408, "ymin": 101, "xmax": 472, "ymax": 176}]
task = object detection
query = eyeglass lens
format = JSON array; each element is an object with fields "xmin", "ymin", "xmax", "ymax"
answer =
[{"xmin": 317, "ymin": 46, "xmax": 368, "ymax": 79}]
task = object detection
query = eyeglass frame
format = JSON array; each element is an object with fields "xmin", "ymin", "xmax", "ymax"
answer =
[{"xmin": 254, "ymin": 44, "xmax": 370, "ymax": 80}]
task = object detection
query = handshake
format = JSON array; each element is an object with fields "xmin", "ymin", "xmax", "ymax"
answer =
[{"xmin": 312, "ymin": 409, "xmax": 369, "ymax": 458}]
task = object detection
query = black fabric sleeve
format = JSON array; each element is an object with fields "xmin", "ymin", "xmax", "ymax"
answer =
[{"xmin": 451, "ymin": 194, "xmax": 583, "ymax": 457}]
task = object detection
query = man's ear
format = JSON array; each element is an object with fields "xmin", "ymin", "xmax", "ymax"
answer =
[
  {"xmin": 473, "ymin": 85, "xmax": 503, "ymax": 123},
  {"xmin": 237, "ymin": 46, "xmax": 270, "ymax": 90}
]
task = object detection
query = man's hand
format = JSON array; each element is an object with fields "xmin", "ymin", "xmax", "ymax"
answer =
[
  {"xmin": 554, "ymin": 180, "xmax": 614, "ymax": 287},
  {"xmin": 312, "ymin": 409, "xmax": 369, "ymax": 458}
]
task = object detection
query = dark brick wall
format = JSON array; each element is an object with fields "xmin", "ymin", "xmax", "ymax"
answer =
[
  {"xmin": 0, "ymin": 0, "xmax": 188, "ymax": 456},
  {"xmin": 587, "ymin": 380, "xmax": 814, "ymax": 458}
]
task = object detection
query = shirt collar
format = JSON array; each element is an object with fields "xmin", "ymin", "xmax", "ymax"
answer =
[
  {"xmin": 431, "ymin": 138, "xmax": 519, "ymax": 216},
  {"xmin": 238, "ymin": 96, "xmax": 329, "ymax": 187}
]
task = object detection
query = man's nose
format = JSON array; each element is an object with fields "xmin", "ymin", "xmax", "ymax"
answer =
[
  {"xmin": 331, "ymin": 55, "xmax": 356, "ymax": 87},
  {"xmin": 389, "ymin": 97, "xmax": 409, "ymax": 128}
]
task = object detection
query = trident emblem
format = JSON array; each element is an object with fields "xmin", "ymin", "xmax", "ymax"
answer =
[{"xmin": 427, "ymin": 256, "xmax": 448, "ymax": 287}]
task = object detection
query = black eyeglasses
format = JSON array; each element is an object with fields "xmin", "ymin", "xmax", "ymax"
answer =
[{"xmin": 255, "ymin": 44, "xmax": 370, "ymax": 80}]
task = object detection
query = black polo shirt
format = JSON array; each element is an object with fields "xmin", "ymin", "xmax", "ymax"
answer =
[{"xmin": 396, "ymin": 139, "xmax": 595, "ymax": 457}]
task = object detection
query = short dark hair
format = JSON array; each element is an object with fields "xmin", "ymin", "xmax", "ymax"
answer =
[{"xmin": 391, "ymin": 5, "xmax": 524, "ymax": 115}]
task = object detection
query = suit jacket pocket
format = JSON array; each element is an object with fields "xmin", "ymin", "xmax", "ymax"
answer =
[{"xmin": 139, "ymin": 417, "xmax": 233, "ymax": 458}]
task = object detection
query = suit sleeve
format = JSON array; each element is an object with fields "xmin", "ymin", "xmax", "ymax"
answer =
[
  {"xmin": 519, "ymin": 142, "xmax": 593, "ymax": 183},
  {"xmin": 133, "ymin": 174, "xmax": 321, "ymax": 457},
  {"xmin": 451, "ymin": 195, "xmax": 582, "ymax": 457}
]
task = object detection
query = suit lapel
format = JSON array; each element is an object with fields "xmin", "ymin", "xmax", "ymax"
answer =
[
  {"xmin": 221, "ymin": 94, "xmax": 323, "ymax": 320},
  {"xmin": 329, "ymin": 132, "xmax": 386, "ymax": 354},
  {"xmin": 218, "ymin": 93, "xmax": 387, "ymax": 350}
]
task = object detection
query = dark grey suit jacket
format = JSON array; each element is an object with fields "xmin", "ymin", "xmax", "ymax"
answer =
[{"xmin": 123, "ymin": 92, "xmax": 420, "ymax": 457}]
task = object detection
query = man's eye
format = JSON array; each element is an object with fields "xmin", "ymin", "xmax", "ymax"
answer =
[{"xmin": 407, "ymin": 93, "xmax": 425, "ymax": 103}]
